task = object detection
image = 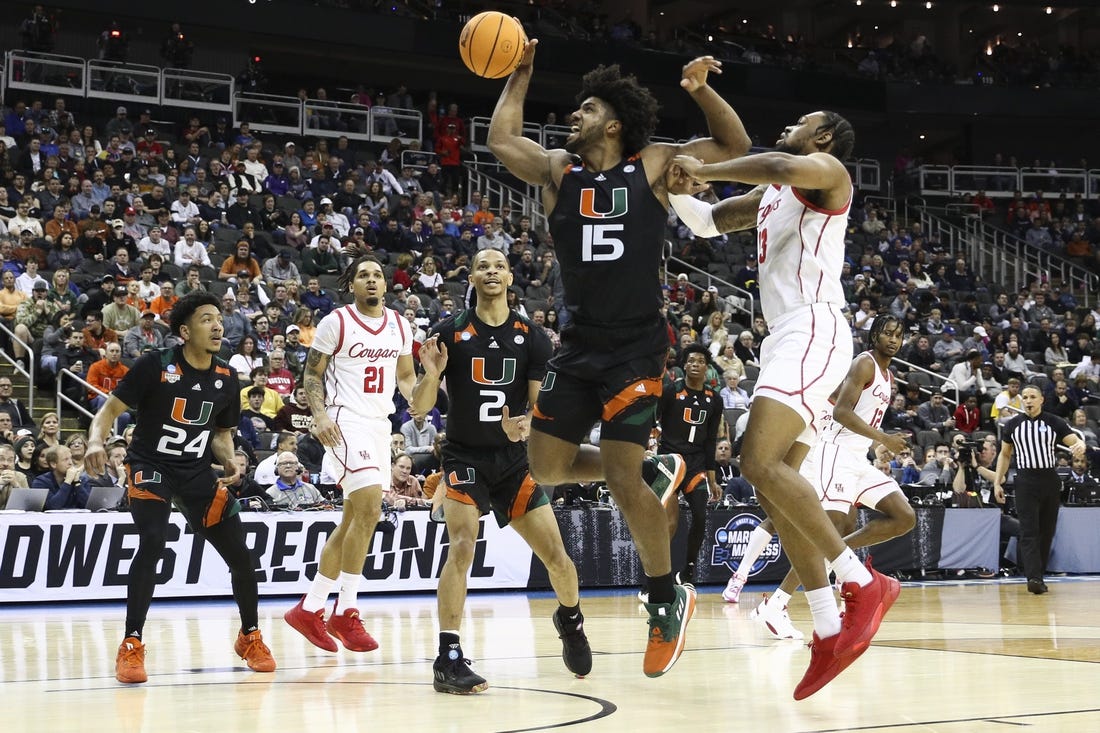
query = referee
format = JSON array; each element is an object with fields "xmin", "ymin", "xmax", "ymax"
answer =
[{"xmin": 993, "ymin": 384, "xmax": 1086, "ymax": 594}]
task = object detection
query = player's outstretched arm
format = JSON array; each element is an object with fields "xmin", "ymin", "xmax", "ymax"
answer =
[
  {"xmin": 674, "ymin": 151, "xmax": 849, "ymax": 194},
  {"xmin": 666, "ymin": 163, "xmax": 764, "ymax": 236},
  {"xmin": 487, "ymin": 39, "xmax": 570, "ymax": 187}
]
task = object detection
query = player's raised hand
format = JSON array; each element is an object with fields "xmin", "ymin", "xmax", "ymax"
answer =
[
  {"xmin": 681, "ymin": 55, "xmax": 721, "ymax": 93},
  {"xmin": 501, "ymin": 405, "xmax": 530, "ymax": 442},
  {"xmin": 515, "ymin": 35, "xmax": 538, "ymax": 71},
  {"xmin": 665, "ymin": 161, "xmax": 710, "ymax": 196},
  {"xmin": 419, "ymin": 336, "xmax": 448, "ymax": 378}
]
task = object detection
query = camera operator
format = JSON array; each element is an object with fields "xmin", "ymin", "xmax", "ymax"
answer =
[
  {"xmin": 994, "ymin": 385, "xmax": 1087, "ymax": 594},
  {"xmin": 951, "ymin": 437, "xmax": 1021, "ymax": 574}
]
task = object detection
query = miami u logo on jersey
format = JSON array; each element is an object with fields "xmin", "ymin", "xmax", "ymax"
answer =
[
  {"xmin": 681, "ymin": 407, "xmax": 708, "ymax": 425},
  {"xmin": 170, "ymin": 397, "xmax": 214, "ymax": 425},
  {"xmin": 579, "ymin": 187, "xmax": 628, "ymax": 219},
  {"xmin": 471, "ymin": 357, "xmax": 517, "ymax": 386}
]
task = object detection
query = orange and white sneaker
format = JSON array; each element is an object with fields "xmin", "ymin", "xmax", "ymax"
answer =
[
  {"xmin": 235, "ymin": 629, "xmax": 277, "ymax": 672},
  {"xmin": 115, "ymin": 637, "xmax": 148, "ymax": 684},
  {"xmin": 642, "ymin": 584, "xmax": 696, "ymax": 677},
  {"xmin": 326, "ymin": 603, "xmax": 379, "ymax": 652}
]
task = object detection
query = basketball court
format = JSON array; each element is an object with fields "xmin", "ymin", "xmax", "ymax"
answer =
[{"xmin": 5, "ymin": 577, "xmax": 1100, "ymax": 732}]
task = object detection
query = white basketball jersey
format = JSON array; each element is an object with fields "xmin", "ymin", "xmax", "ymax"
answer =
[
  {"xmin": 311, "ymin": 304, "xmax": 412, "ymax": 420},
  {"xmin": 822, "ymin": 351, "xmax": 893, "ymax": 454},
  {"xmin": 755, "ymin": 183, "xmax": 850, "ymax": 323}
]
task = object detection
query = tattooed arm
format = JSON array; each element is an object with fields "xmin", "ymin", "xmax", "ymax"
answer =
[{"xmin": 303, "ymin": 348, "xmax": 340, "ymax": 447}]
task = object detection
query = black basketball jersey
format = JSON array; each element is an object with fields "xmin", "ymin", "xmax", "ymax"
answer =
[
  {"xmin": 430, "ymin": 309, "xmax": 552, "ymax": 450},
  {"xmin": 657, "ymin": 377, "xmax": 723, "ymax": 470},
  {"xmin": 113, "ymin": 346, "xmax": 241, "ymax": 471},
  {"xmin": 548, "ymin": 155, "xmax": 668, "ymax": 328}
]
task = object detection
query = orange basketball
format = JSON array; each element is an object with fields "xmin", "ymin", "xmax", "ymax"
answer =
[{"xmin": 458, "ymin": 11, "xmax": 527, "ymax": 79}]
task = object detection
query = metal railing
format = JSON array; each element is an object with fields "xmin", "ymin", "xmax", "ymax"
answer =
[
  {"xmin": 918, "ymin": 164, "xmax": 1097, "ymax": 197},
  {"xmin": 87, "ymin": 59, "xmax": 161, "ymax": 105},
  {"xmin": 893, "ymin": 357, "xmax": 960, "ymax": 407},
  {"xmin": 464, "ymin": 165, "xmax": 548, "ymax": 232},
  {"xmin": 666, "ymin": 255, "xmax": 756, "ymax": 322},
  {"xmin": 0, "ymin": 322, "xmax": 35, "ymax": 412},
  {"xmin": 56, "ymin": 369, "xmax": 124, "ymax": 434},
  {"xmin": 161, "ymin": 68, "xmax": 234, "ymax": 110},
  {"xmin": 917, "ymin": 207, "xmax": 1098, "ymax": 308}
]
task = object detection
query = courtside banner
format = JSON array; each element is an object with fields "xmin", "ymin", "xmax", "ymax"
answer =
[{"xmin": 0, "ymin": 511, "xmax": 535, "ymax": 603}]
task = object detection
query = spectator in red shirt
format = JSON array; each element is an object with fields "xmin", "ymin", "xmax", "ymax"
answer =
[{"xmin": 953, "ymin": 394, "xmax": 981, "ymax": 434}]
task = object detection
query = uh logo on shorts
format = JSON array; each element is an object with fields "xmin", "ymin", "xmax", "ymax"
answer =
[{"xmin": 711, "ymin": 512, "xmax": 782, "ymax": 576}]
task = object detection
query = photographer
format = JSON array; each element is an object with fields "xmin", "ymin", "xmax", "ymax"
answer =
[{"xmin": 952, "ymin": 437, "xmax": 1021, "ymax": 573}]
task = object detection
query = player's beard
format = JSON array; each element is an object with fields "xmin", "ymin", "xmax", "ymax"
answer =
[{"xmin": 365, "ymin": 295, "xmax": 380, "ymax": 307}]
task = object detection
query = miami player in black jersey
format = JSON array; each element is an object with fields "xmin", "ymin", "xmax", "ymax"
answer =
[
  {"xmin": 488, "ymin": 38, "xmax": 751, "ymax": 678},
  {"xmin": 646, "ymin": 344, "xmax": 725, "ymax": 588},
  {"xmin": 416, "ymin": 249, "xmax": 591, "ymax": 694},
  {"xmin": 85, "ymin": 290, "xmax": 276, "ymax": 684}
]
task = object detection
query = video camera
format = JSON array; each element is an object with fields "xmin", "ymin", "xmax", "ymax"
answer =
[{"xmin": 956, "ymin": 439, "xmax": 979, "ymax": 463}]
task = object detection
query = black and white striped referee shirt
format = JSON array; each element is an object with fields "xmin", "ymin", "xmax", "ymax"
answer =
[{"xmin": 1002, "ymin": 411, "xmax": 1074, "ymax": 470}]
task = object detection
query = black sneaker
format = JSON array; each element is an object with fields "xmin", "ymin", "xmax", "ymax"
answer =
[
  {"xmin": 433, "ymin": 650, "xmax": 488, "ymax": 694},
  {"xmin": 553, "ymin": 609, "xmax": 593, "ymax": 677}
]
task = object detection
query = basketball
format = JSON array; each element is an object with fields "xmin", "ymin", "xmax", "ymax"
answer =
[{"xmin": 459, "ymin": 11, "xmax": 527, "ymax": 79}]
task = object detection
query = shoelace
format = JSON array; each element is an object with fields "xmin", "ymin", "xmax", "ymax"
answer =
[
  {"xmin": 119, "ymin": 643, "xmax": 144, "ymax": 665},
  {"xmin": 240, "ymin": 635, "xmax": 270, "ymax": 659}
]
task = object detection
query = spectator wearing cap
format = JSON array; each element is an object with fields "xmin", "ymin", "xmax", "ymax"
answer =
[
  {"xmin": 105, "ymin": 106, "xmax": 132, "ymax": 139},
  {"xmin": 227, "ymin": 160, "xmax": 261, "ymax": 198},
  {"xmin": 300, "ymin": 236, "xmax": 340, "ymax": 277},
  {"xmin": 81, "ymin": 276, "xmax": 117, "ymax": 317},
  {"xmin": 282, "ymin": 141, "xmax": 303, "ymax": 171},
  {"xmin": 169, "ymin": 188, "xmax": 201, "ymax": 228},
  {"xmin": 136, "ymin": 224, "xmax": 171, "ymax": 261},
  {"xmin": 317, "ymin": 196, "xmax": 349, "ymax": 237},
  {"xmin": 261, "ymin": 250, "xmax": 300, "ymax": 289},
  {"xmin": 77, "ymin": 204, "xmax": 109, "ymax": 242},
  {"xmin": 122, "ymin": 309, "xmax": 166, "ymax": 359},
  {"xmin": 933, "ymin": 324, "xmax": 966, "ymax": 369},
  {"xmin": 101, "ymin": 288, "xmax": 140, "ymax": 332},
  {"xmin": 218, "ymin": 240, "xmax": 262, "ymax": 282},
  {"xmin": 227, "ymin": 189, "xmax": 261, "ymax": 231},
  {"xmin": 962, "ymin": 324, "xmax": 991, "ymax": 359}
]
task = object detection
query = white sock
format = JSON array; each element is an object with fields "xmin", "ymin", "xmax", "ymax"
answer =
[
  {"xmin": 736, "ymin": 526, "xmax": 774, "ymax": 577},
  {"xmin": 767, "ymin": 589, "xmax": 792, "ymax": 610},
  {"xmin": 337, "ymin": 571, "xmax": 362, "ymax": 612},
  {"xmin": 303, "ymin": 573, "xmax": 338, "ymax": 613},
  {"xmin": 831, "ymin": 548, "xmax": 873, "ymax": 587},
  {"xmin": 806, "ymin": 587, "xmax": 842, "ymax": 639}
]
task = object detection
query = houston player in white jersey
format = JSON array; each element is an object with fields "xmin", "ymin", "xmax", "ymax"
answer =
[
  {"xmin": 668, "ymin": 111, "xmax": 900, "ymax": 699},
  {"xmin": 749, "ymin": 315, "xmax": 915, "ymax": 643},
  {"xmin": 285, "ymin": 255, "xmax": 438, "ymax": 654}
]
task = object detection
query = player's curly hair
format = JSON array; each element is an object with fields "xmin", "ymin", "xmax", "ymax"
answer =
[
  {"xmin": 338, "ymin": 254, "xmax": 383, "ymax": 293},
  {"xmin": 868, "ymin": 313, "xmax": 901, "ymax": 345},
  {"xmin": 171, "ymin": 290, "xmax": 220, "ymax": 337},
  {"xmin": 577, "ymin": 64, "xmax": 659, "ymax": 156},
  {"xmin": 679, "ymin": 342, "xmax": 713, "ymax": 369},
  {"xmin": 815, "ymin": 111, "xmax": 855, "ymax": 161}
]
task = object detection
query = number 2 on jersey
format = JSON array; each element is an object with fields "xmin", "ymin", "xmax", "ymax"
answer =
[{"xmin": 363, "ymin": 366, "xmax": 385, "ymax": 394}]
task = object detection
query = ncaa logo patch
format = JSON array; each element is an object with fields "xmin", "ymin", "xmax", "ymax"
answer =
[{"xmin": 711, "ymin": 512, "xmax": 782, "ymax": 576}]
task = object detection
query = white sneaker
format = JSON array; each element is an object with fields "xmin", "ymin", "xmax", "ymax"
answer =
[
  {"xmin": 722, "ymin": 573, "xmax": 747, "ymax": 603},
  {"xmin": 749, "ymin": 594, "xmax": 804, "ymax": 640}
]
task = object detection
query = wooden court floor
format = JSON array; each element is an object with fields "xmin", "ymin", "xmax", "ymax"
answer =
[{"xmin": 3, "ymin": 577, "xmax": 1100, "ymax": 733}]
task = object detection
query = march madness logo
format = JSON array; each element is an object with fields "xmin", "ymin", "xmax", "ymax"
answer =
[{"xmin": 711, "ymin": 513, "xmax": 782, "ymax": 575}]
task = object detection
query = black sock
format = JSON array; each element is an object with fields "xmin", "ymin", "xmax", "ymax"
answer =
[
  {"xmin": 557, "ymin": 603, "xmax": 582, "ymax": 627},
  {"xmin": 439, "ymin": 631, "xmax": 461, "ymax": 658},
  {"xmin": 125, "ymin": 629, "xmax": 142, "ymax": 642},
  {"xmin": 241, "ymin": 624, "xmax": 258, "ymax": 636},
  {"xmin": 647, "ymin": 572, "xmax": 676, "ymax": 604}
]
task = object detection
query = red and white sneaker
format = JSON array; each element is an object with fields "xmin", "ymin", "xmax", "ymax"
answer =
[
  {"xmin": 835, "ymin": 560, "xmax": 900, "ymax": 660},
  {"xmin": 284, "ymin": 597, "xmax": 339, "ymax": 652},
  {"xmin": 326, "ymin": 603, "xmax": 379, "ymax": 652},
  {"xmin": 793, "ymin": 632, "xmax": 863, "ymax": 700},
  {"xmin": 749, "ymin": 594, "xmax": 804, "ymax": 640}
]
